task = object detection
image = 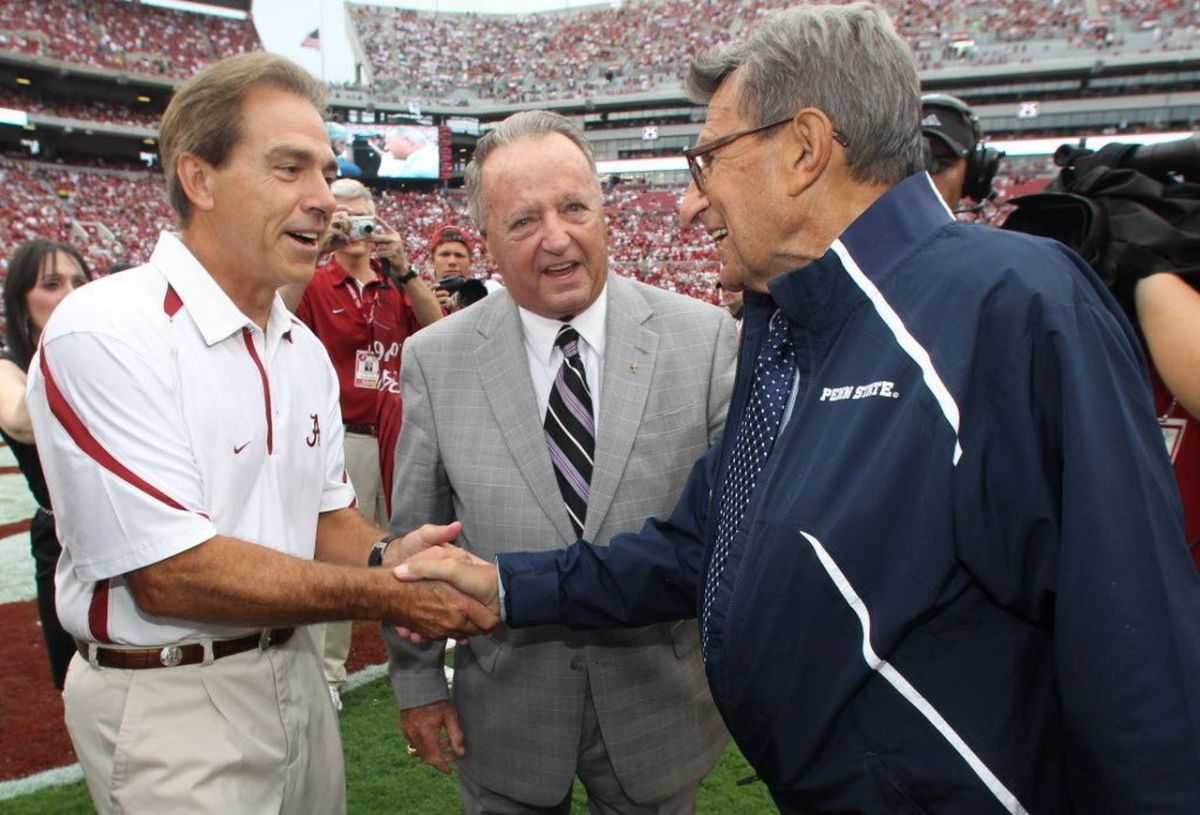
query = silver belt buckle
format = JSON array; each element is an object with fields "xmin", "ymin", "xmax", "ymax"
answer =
[
  {"xmin": 159, "ymin": 646, "xmax": 183, "ymax": 667},
  {"xmin": 258, "ymin": 629, "xmax": 271, "ymax": 651}
]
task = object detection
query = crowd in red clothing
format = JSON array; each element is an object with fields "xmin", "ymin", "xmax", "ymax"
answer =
[
  {"xmin": 0, "ymin": 0, "xmax": 258, "ymax": 79},
  {"xmin": 0, "ymin": 154, "xmax": 1061, "ymax": 301},
  {"xmin": 1, "ymin": 0, "xmax": 1195, "ymax": 109}
]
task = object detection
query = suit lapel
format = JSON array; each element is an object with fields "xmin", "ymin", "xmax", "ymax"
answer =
[
  {"xmin": 585, "ymin": 277, "xmax": 657, "ymax": 540},
  {"xmin": 475, "ymin": 293, "xmax": 579, "ymax": 545}
]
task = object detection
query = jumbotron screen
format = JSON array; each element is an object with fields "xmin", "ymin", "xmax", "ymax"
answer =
[{"xmin": 335, "ymin": 123, "xmax": 441, "ymax": 180}]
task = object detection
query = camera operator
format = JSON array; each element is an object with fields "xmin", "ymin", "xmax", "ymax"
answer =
[
  {"xmin": 289, "ymin": 178, "xmax": 443, "ymax": 710},
  {"xmin": 920, "ymin": 93, "xmax": 1002, "ymax": 213},
  {"xmin": 427, "ymin": 224, "xmax": 485, "ymax": 312},
  {"xmin": 1002, "ymin": 137, "xmax": 1200, "ymax": 571}
]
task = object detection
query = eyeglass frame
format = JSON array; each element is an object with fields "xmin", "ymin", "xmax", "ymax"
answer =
[{"xmin": 682, "ymin": 116, "xmax": 849, "ymax": 192}]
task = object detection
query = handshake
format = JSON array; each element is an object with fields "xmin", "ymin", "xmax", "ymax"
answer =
[{"xmin": 385, "ymin": 522, "xmax": 502, "ymax": 643}]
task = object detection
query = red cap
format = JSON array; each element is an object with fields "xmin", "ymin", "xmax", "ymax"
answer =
[{"xmin": 429, "ymin": 224, "xmax": 474, "ymax": 256}]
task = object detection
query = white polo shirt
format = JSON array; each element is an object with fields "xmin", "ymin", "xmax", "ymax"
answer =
[{"xmin": 27, "ymin": 232, "xmax": 356, "ymax": 646}]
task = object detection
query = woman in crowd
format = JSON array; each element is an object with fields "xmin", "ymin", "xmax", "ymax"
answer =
[{"xmin": 0, "ymin": 240, "xmax": 93, "ymax": 689}]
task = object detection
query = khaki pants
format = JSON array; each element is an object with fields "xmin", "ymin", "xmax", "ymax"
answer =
[
  {"xmin": 65, "ymin": 626, "xmax": 345, "ymax": 814},
  {"xmin": 317, "ymin": 430, "xmax": 387, "ymax": 688}
]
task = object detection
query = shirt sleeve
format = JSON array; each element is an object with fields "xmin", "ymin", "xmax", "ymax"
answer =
[
  {"xmin": 499, "ymin": 440, "xmax": 718, "ymax": 628},
  {"xmin": 27, "ymin": 330, "xmax": 218, "ymax": 583}
]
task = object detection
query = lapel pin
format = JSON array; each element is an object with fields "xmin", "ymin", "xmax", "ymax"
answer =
[{"xmin": 629, "ymin": 362, "xmax": 638, "ymax": 374}]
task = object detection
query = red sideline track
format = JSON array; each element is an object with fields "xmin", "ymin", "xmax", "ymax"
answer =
[{"xmin": 0, "ymin": 607, "xmax": 388, "ymax": 782}]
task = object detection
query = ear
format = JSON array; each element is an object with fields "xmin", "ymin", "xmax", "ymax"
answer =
[
  {"xmin": 176, "ymin": 152, "xmax": 217, "ymax": 213},
  {"xmin": 780, "ymin": 108, "xmax": 840, "ymax": 198}
]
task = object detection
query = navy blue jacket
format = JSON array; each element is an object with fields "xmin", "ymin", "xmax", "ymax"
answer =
[{"xmin": 500, "ymin": 174, "xmax": 1200, "ymax": 813}]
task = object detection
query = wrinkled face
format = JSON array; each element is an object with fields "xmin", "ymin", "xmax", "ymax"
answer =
[
  {"xmin": 432, "ymin": 241, "xmax": 471, "ymax": 277},
  {"xmin": 387, "ymin": 130, "xmax": 421, "ymax": 159},
  {"xmin": 334, "ymin": 196, "xmax": 375, "ymax": 262},
  {"xmin": 928, "ymin": 140, "xmax": 967, "ymax": 210},
  {"xmin": 27, "ymin": 251, "xmax": 89, "ymax": 334},
  {"xmin": 201, "ymin": 86, "xmax": 338, "ymax": 290},
  {"xmin": 481, "ymin": 133, "xmax": 608, "ymax": 320},
  {"xmin": 678, "ymin": 75, "xmax": 789, "ymax": 292}
]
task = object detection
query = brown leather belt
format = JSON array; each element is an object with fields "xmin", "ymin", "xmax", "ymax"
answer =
[
  {"xmin": 344, "ymin": 423, "xmax": 377, "ymax": 436},
  {"xmin": 76, "ymin": 628, "xmax": 295, "ymax": 670}
]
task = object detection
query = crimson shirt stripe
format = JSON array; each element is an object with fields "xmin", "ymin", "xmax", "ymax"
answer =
[
  {"xmin": 40, "ymin": 350, "xmax": 200, "ymax": 514},
  {"xmin": 87, "ymin": 579, "xmax": 113, "ymax": 644},
  {"xmin": 163, "ymin": 285, "xmax": 183, "ymax": 317},
  {"xmin": 242, "ymin": 328, "xmax": 275, "ymax": 455}
]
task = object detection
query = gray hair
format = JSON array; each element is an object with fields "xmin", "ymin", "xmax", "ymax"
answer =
[
  {"xmin": 331, "ymin": 177, "xmax": 373, "ymax": 207},
  {"xmin": 687, "ymin": 2, "xmax": 925, "ymax": 185},
  {"xmin": 464, "ymin": 110, "xmax": 597, "ymax": 230}
]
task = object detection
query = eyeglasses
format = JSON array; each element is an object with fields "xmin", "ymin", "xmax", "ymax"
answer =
[{"xmin": 683, "ymin": 118, "xmax": 849, "ymax": 192}]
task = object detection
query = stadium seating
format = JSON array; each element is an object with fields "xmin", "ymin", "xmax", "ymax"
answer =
[{"xmin": 0, "ymin": 155, "xmax": 1057, "ymax": 302}]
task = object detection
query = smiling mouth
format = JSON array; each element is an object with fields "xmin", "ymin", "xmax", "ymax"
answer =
[
  {"xmin": 544, "ymin": 261, "xmax": 579, "ymax": 276},
  {"xmin": 286, "ymin": 231, "xmax": 319, "ymax": 248}
]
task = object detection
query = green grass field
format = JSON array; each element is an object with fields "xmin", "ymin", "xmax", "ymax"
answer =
[{"xmin": 3, "ymin": 676, "xmax": 776, "ymax": 813}]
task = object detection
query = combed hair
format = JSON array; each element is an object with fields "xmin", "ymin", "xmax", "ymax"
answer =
[
  {"xmin": 331, "ymin": 178, "xmax": 373, "ymax": 204},
  {"xmin": 687, "ymin": 2, "xmax": 926, "ymax": 185},
  {"xmin": 464, "ymin": 110, "xmax": 597, "ymax": 229},
  {"xmin": 159, "ymin": 52, "xmax": 327, "ymax": 224}
]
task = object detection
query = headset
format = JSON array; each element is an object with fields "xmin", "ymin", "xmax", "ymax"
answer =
[{"xmin": 921, "ymin": 93, "xmax": 1004, "ymax": 205}]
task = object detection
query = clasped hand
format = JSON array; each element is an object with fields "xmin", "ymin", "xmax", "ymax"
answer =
[{"xmin": 392, "ymin": 541, "xmax": 500, "ymax": 644}]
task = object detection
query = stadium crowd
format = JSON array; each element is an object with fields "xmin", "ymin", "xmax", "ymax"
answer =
[
  {"xmin": 349, "ymin": 0, "xmax": 1199, "ymax": 104},
  {"xmin": 0, "ymin": 0, "xmax": 258, "ymax": 78},
  {"xmin": 1, "ymin": 0, "xmax": 1195, "ymax": 107}
]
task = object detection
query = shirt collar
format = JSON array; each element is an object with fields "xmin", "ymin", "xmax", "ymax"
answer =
[
  {"xmin": 517, "ymin": 282, "xmax": 608, "ymax": 365},
  {"xmin": 325, "ymin": 256, "xmax": 390, "ymax": 289},
  {"xmin": 152, "ymin": 231, "xmax": 295, "ymax": 348}
]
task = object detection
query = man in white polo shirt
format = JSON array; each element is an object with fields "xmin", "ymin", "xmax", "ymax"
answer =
[{"xmin": 25, "ymin": 52, "xmax": 496, "ymax": 815}]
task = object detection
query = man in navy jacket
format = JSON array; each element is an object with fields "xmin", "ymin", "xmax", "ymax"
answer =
[{"xmin": 400, "ymin": 3, "xmax": 1200, "ymax": 811}]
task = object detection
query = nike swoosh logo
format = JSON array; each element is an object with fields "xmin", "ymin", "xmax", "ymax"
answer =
[
  {"xmin": 233, "ymin": 442, "xmax": 250, "ymax": 455},
  {"xmin": 332, "ymin": 308, "xmax": 345, "ymax": 314}
]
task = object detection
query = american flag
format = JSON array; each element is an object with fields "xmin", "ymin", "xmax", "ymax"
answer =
[{"xmin": 301, "ymin": 28, "xmax": 320, "ymax": 50}]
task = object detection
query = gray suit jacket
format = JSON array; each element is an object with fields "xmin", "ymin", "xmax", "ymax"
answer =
[{"xmin": 386, "ymin": 274, "xmax": 737, "ymax": 805}]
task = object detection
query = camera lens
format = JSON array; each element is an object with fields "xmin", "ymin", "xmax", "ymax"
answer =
[{"xmin": 362, "ymin": 224, "xmax": 374, "ymax": 235}]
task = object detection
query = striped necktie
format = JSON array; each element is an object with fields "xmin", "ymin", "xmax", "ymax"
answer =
[{"xmin": 545, "ymin": 324, "xmax": 595, "ymax": 538}]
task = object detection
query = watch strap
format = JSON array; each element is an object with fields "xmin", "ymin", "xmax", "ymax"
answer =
[{"xmin": 368, "ymin": 533, "xmax": 402, "ymax": 567}]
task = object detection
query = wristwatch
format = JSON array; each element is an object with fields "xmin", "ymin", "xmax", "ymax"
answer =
[
  {"xmin": 394, "ymin": 267, "xmax": 419, "ymax": 284},
  {"xmin": 368, "ymin": 534, "xmax": 402, "ymax": 567}
]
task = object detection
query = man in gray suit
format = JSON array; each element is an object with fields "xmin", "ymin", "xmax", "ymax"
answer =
[{"xmin": 385, "ymin": 110, "xmax": 737, "ymax": 813}]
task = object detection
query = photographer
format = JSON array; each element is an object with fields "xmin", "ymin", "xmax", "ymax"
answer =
[
  {"xmin": 427, "ymin": 224, "xmax": 487, "ymax": 312},
  {"xmin": 1004, "ymin": 137, "xmax": 1200, "ymax": 571},
  {"xmin": 290, "ymin": 178, "xmax": 443, "ymax": 709},
  {"xmin": 920, "ymin": 93, "xmax": 1002, "ymax": 213}
]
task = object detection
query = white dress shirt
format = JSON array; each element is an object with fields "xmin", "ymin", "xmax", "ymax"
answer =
[{"xmin": 517, "ymin": 285, "xmax": 608, "ymax": 425}]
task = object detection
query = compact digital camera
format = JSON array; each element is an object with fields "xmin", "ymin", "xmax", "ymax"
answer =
[{"xmin": 347, "ymin": 215, "xmax": 377, "ymax": 241}]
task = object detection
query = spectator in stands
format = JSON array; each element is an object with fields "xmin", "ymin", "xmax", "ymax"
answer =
[
  {"xmin": 0, "ymin": 239, "xmax": 93, "ymax": 690},
  {"xmin": 25, "ymin": 52, "xmax": 493, "ymax": 815},
  {"xmin": 920, "ymin": 93, "xmax": 1002, "ymax": 212},
  {"xmin": 290, "ymin": 178, "xmax": 443, "ymax": 711}
]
